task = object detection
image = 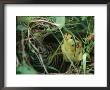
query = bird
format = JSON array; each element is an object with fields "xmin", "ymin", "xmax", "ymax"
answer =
[{"xmin": 61, "ymin": 33, "xmax": 83, "ymax": 62}]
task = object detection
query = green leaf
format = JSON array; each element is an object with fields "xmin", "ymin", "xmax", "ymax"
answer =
[
  {"xmin": 17, "ymin": 16, "xmax": 33, "ymax": 23},
  {"xmin": 16, "ymin": 62, "xmax": 38, "ymax": 74},
  {"xmin": 55, "ymin": 16, "xmax": 65, "ymax": 29},
  {"xmin": 17, "ymin": 25, "xmax": 28, "ymax": 31},
  {"xmin": 82, "ymin": 53, "xmax": 87, "ymax": 74},
  {"xmin": 81, "ymin": 16, "xmax": 87, "ymax": 21}
]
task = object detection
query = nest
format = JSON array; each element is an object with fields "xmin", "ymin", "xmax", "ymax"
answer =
[{"xmin": 16, "ymin": 19, "xmax": 67, "ymax": 73}]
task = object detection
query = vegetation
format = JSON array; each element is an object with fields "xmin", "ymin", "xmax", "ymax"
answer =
[{"xmin": 16, "ymin": 16, "xmax": 94, "ymax": 74}]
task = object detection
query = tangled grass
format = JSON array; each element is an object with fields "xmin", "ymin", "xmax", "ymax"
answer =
[{"xmin": 16, "ymin": 16, "xmax": 94, "ymax": 74}]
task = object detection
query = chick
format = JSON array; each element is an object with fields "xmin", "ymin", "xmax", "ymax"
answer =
[{"xmin": 61, "ymin": 33, "xmax": 83, "ymax": 62}]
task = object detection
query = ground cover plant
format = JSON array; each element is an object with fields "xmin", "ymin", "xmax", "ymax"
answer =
[{"xmin": 16, "ymin": 16, "xmax": 94, "ymax": 74}]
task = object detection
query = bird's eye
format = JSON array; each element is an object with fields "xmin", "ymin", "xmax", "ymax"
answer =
[
  {"xmin": 66, "ymin": 33, "xmax": 67, "ymax": 35},
  {"xmin": 72, "ymin": 44, "xmax": 74, "ymax": 46},
  {"xmin": 71, "ymin": 37, "xmax": 72, "ymax": 39}
]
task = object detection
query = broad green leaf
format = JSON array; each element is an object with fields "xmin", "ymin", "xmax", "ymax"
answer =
[
  {"xmin": 17, "ymin": 16, "xmax": 33, "ymax": 23},
  {"xmin": 81, "ymin": 16, "xmax": 87, "ymax": 21},
  {"xmin": 17, "ymin": 25, "xmax": 28, "ymax": 31},
  {"xmin": 16, "ymin": 62, "xmax": 38, "ymax": 74},
  {"xmin": 55, "ymin": 16, "xmax": 65, "ymax": 29}
]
